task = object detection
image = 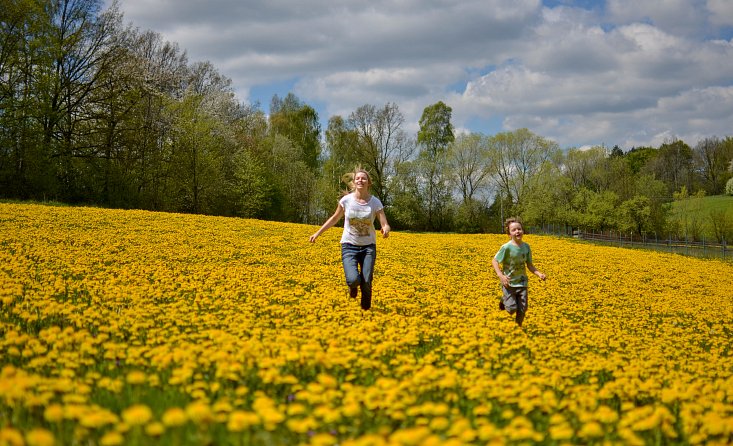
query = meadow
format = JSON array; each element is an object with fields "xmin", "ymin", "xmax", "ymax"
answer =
[
  {"xmin": 1, "ymin": 202, "xmax": 732, "ymax": 446},
  {"xmin": 669, "ymin": 194, "xmax": 733, "ymax": 241}
]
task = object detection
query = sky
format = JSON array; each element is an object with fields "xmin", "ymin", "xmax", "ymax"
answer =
[{"xmin": 110, "ymin": 0, "xmax": 733, "ymax": 150}]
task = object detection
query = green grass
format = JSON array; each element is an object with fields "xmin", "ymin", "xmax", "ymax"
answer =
[
  {"xmin": 669, "ymin": 194, "xmax": 733, "ymax": 241},
  {"xmin": 670, "ymin": 194, "xmax": 733, "ymax": 216}
]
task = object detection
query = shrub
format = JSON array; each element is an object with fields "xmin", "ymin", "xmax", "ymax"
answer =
[{"xmin": 726, "ymin": 177, "xmax": 733, "ymax": 196}]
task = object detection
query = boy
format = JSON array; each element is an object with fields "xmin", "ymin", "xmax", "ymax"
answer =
[{"xmin": 492, "ymin": 217, "xmax": 546, "ymax": 327}]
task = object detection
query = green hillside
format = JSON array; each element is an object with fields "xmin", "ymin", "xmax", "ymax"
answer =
[
  {"xmin": 669, "ymin": 194, "xmax": 733, "ymax": 241},
  {"xmin": 670, "ymin": 194, "xmax": 733, "ymax": 215}
]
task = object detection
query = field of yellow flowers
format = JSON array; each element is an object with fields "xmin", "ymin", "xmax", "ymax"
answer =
[{"xmin": 1, "ymin": 202, "xmax": 732, "ymax": 446}]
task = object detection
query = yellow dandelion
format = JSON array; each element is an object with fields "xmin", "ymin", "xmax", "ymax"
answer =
[
  {"xmin": 549, "ymin": 424, "xmax": 574, "ymax": 441},
  {"xmin": 144, "ymin": 422, "xmax": 165, "ymax": 437},
  {"xmin": 389, "ymin": 426, "xmax": 431, "ymax": 446},
  {"xmin": 429, "ymin": 417, "xmax": 450, "ymax": 431},
  {"xmin": 43, "ymin": 404, "xmax": 64, "ymax": 423},
  {"xmin": 25, "ymin": 428, "xmax": 55, "ymax": 446},
  {"xmin": 578, "ymin": 421, "xmax": 604, "ymax": 439},
  {"xmin": 125, "ymin": 370, "xmax": 146, "ymax": 385},
  {"xmin": 227, "ymin": 411, "xmax": 260, "ymax": 432},
  {"xmin": 122, "ymin": 404, "xmax": 153, "ymax": 426},
  {"xmin": 311, "ymin": 433, "xmax": 338, "ymax": 446},
  {"xmin": 79, "ymin": 410, "xmax": 118, "ymax": 429},
  {"xmin": 317, "ymin": 373, "xmax": 338, "ymax": 389},
  {"xmin": 186, "ymin": 401, "xmax": 214, "ymax": 424},
  {"xmin": 595, "ymin": 405, "xmax": 619, "ymax": 424},
  {"xmin": 161, "ymin": 407, "xmax": 188, "ymax": 427},
  {"xmin": 342, "ymin": 402, "xmax": 361, "ymax": 418},
  {"xmin": 99, "ymin": 431, "xmax": 124, "ymax": 446},
  {"xmin": 287, "ymin": 403, "xmax": 307, "ymax": 416},
  {"xmin": 0, "ymin": 428, "xmax": 25, "ymax": 446}
]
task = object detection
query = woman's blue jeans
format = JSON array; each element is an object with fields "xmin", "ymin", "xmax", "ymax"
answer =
[{"xmin": 340, "ymin": 243, "xmax": 376, "ymax": 310}]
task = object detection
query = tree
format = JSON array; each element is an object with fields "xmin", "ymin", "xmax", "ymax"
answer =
[
  {"xmin": 415, "ymin": 101, "xmax": 455, "ymax": 231},
  {"xmin": 124, "ymin": 29, "xmax": 188, "ymax": 211},
  {"xmin": 634, "ymin": 174, "xmax": 669, "ymax": 236},
  {"xmin": 417, "ymin": 101, "xmax": 454, "ymax": 156},
  {"xmin": 263, "ymin": 134, "xmax": 315, "ymax": 223},
  {"xmin": 487, "ymin": 128, "xmax": 560, "ymax": 214},
  {"xmin": 618, "ymin": 195, "xmax": 652, "ymax": 235},
  {"xmin": 709, "ymin": 209, "xmax": 733, "ymax": 244},
  {"xmin": 671, "ymin": 187, "xmax": 706, "ymax": 241},
  {"xmin": 269, "ymin": 93, "xmax": 321, "ymax": 170},
  {"xmin": 610, "ymin": 145, "xmax": 624, "ymax": 157},
  {"xmin": 563, "ymin": 146, "xmax": 607, "ymax": 191},
  {"xmin": 604, "ymin": 155, "xmax": 636, "ymax": 201},
  {"xmin": 449, "ymin": 133, "xmax": 491, "ymax": 204},
  {"xmin": 564, "ymin": 188, "xmax": 618, "ymax": 232},
  {"xmin": 315, "ymin": 116, "xmax": 361, "ymax": 216},
  {"xmin": 650, "ymin": 139, "xmax": 694, "ymax": 194},
  {"xmin": 347, "ymin": 102, "xmax": 412, "ymax": 207},
  {"xmin": 227, "ymin": 106, "xmax": 269, "ymax": 218},
  {"xmin": 0, "ymin": 0, "xmax": 49, "ymax": 198},
  {"xmin": 448, "ymin": 133, "xmax": 493, "ymax": 232},
  {"xmin": 168, "ymin": 93, "xmax": 225, "ymax": 214},
  {"xmin": 522, "ymin": 161, "xmax": 569, "ymax": 230},
  {"xmin": 624, "ymin": 146, "xmax": 657, "ymax": 174},
  {"xmin": 388, "ymin": 159, "xmax": 424, "ymax": 230},
  {"xmin": 693, "ymin": 136, "xmax": 733, "ymax": 195},
  {"xmin": 39, "ymin": 0, "xmax": 122, "ymax": 201}
]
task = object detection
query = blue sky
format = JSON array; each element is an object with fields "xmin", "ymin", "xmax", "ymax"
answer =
[{"xmin": 112, "ymin": 0, "xmax": 733, "ymax": 150}]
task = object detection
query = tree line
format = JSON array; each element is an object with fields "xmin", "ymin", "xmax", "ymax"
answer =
[{"xmin": 3, "ymin": 0, "xmax": 733, "ymax": 239}]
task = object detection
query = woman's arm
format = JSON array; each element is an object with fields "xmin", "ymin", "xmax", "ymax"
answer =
[
  {"xmin": 309, "ymin": 204, "xmax": 344, "ymax": 242},
  {"xmin": 376, "ymin": 209, "xmax": 390, "ymax": 238}
]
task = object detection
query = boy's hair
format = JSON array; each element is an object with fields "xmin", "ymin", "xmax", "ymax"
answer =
[
  {"xmin": 341, "ymin": 165, "xmax": 372, "ymax": 194},
  {"xmin": 504, "ymin": 217, "xmax": 523, "ymax": 234}
]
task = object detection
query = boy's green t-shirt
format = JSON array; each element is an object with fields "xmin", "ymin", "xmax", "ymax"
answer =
[{"xmin": 494, "ymin": 241, "xmax": 533, "ymax": 287}]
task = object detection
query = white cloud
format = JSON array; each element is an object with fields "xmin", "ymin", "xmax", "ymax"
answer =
[
  {"xmin": 606, "ymin": 0, "xmax": 708, "ymax": 36},
  {"xmin": 707, "ymin": 0, "xmax": 733, "ymax": 26},
  {"xmin": 113, "ymin": 0, "xmax": 733, "ymax": 149}
]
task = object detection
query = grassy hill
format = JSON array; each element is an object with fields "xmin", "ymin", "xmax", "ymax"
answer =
[
  {"xmin": 669, "ymin": 194, "xmax": 733, "ymax": 241},
  {"xmin": 670, "ymin": 194, "xmax": 733, "ymax": 214}
]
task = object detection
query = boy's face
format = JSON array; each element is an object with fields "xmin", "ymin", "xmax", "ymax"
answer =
[{"xmin": 508, "ymin": 222, "xmax": 524, "ymax": 240}]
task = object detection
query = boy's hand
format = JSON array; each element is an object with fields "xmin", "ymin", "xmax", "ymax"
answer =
[
  {"xmin": 536, "ymin": 272, "xmax": 546, "ymax": 281},
  {"xmin": 499, "ymin": 274, "xmax": 510, "ymax": 288}
]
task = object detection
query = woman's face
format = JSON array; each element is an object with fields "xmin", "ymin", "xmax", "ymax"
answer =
[{"xmin": 354, "ymin": 172, "xmax": 371, "ymax": 189}]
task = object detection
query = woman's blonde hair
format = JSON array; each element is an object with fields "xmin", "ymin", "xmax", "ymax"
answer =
[{"xmin": 341, "ymin": 166, "xmax": 372, "ymax": 194}]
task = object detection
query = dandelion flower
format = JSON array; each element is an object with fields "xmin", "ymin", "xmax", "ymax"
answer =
[{"xmin": 122, "ymin": 404, "xmax": 153, "ymax": 426}]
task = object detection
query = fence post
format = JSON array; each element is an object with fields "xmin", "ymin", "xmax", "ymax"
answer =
[{"xmin": 703, "ymin": 236, "xmax": 706, "ymax": 257}]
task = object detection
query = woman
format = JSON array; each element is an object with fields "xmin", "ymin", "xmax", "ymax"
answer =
[{"xmin": 309, "ymin": 167, "xmax": 390, "ymax": 310}]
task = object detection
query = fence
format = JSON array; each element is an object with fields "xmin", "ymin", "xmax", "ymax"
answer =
[{"xmin": 529, "ymin": 225, "xmax": 730, "ymax": 261}]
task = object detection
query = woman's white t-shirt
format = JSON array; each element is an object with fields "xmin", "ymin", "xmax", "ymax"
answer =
[{"xmin": 339, "ymin": 193, "xmax": 384, "ymax": 245}]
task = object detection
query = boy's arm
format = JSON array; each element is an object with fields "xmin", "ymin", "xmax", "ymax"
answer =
[
  {"xmin": 527, "ymin": 262, "xmax": 546, "ymax": 281},
  {"xmin": 492, "ymin": 257, "xmax": 510, "ymax": 288}
]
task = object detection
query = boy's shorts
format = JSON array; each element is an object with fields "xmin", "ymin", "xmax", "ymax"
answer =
[{"xmin": 501, "ymin": 286, "xmax": 528, "ymax": 314}]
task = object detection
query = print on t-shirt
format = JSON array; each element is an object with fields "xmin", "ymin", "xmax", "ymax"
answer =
[{"xmin": 347, "ymin": 208, "xmax": 373, "ymax": 237}]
